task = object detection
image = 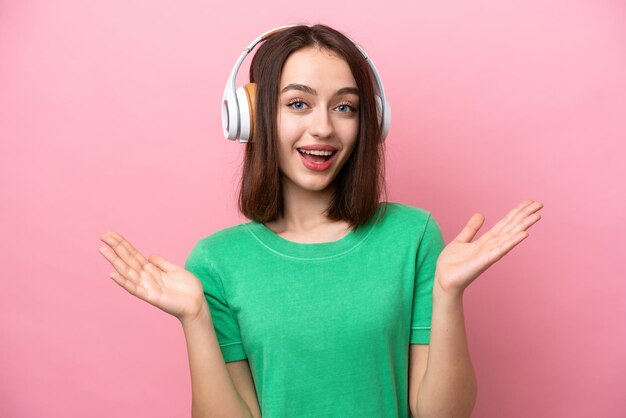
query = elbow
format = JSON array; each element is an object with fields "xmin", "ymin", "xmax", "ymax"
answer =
[
  {"xmin": 412, "ymin": 381, "xmax": 478, "ymax": 418},
  {"xmin": 460, "ymin": 378, "xmax": 479, "ymax": 418}
]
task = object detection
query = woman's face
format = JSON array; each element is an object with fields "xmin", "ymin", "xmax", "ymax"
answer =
[{"xmin": 275, "ymin": 46, "xmax": 359, "ymax": 194}]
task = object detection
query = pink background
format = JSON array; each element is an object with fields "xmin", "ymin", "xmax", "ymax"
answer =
[{"xmin": 1, "ymin": 0, "xmax": 624, "ymax": 417}]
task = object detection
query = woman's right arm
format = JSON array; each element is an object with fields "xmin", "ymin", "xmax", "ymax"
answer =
[{"xmin": 98, "ymin": 231, "xmax": 254, "ymax": 418}]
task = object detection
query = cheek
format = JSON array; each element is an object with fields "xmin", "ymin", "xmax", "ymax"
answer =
[
  {"xmin": 275, "ymin": 122, "xmax": 298, "ymax": 165},
  {"xmin": 336, "ymin": 118, "xmax": 359, "ymax": 141},
  {"xmin": 277, "ymin": 113, "xmax": 305, "ymax": 139}
]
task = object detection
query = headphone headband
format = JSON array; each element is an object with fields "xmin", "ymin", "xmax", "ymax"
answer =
[{"xmin": 222, "ymin": 24, "xmax": 391, "ymax": 143}]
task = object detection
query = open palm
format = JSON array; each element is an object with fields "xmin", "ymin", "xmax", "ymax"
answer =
[
  {"xmin": 98, "ymin": 231, "xmax": 206, "ymax": 322},
  {"xmin": 435, "ymin": 199, "xmax": 544, "ymax": 297}
]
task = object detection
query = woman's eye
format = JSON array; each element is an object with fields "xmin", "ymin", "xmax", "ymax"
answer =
[
  {"xmin": 336, "ymin": 104, "xmax": 356, "ymax": 113},
  {"xmin": 287, "ymin": 100, "xmax": 357, "ymax": 113},
  {"xmin": 288, "ymin": 100, "xmax": 308, "ymax": 111}
]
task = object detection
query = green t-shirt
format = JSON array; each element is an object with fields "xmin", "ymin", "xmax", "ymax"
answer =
[{"xmin": 184, "ymin": 201, "xmax": 445, "ymax": 417}]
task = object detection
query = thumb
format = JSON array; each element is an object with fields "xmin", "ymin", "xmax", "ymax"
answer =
[
  {"xmin": 453, "ymin": 213, "xmax": 485, "ymax": 243},
  {"xmin": 148, "ymin": 254, "xmax": 178, "ymax": 272}
]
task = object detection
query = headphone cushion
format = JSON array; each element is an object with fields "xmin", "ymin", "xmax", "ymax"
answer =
[
  {"xmin": 235, "ymin": 83, "xmax": 257, "ymax": 142},
  {"xmin": 243, "ymin": 83, "xmax": 257, "ymax": 141}
]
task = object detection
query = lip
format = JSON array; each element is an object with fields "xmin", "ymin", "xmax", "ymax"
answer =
[
  {"xmin": 297, "ymin": 144, "xmax": 338, "ymax": 152},
  {"xmin": 298, "ymin": 149, "xmax": 337, "ymax": 171}
]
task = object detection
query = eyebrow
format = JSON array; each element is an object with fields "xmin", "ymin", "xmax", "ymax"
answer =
[{"xmin": 280, "ymin": 83, "xmax": 360, "ymax": 97}]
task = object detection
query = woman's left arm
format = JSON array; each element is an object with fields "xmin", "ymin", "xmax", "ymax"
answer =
[{"xmin": 414, "ymin": 199, "xmax": 544, "ymax": 418}]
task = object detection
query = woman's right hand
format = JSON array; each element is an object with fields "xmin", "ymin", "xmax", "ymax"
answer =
[{"xmin": 98, "ymin": 231, "xmax": 206, "ymax": 323}]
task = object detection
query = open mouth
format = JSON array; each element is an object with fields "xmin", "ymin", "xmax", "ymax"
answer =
[{"xmin": 297, "ymin": 148, "xmax": 336, "ymax": 163}]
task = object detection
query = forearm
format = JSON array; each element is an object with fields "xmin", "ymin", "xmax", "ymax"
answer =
[
  {"xmin": 414, "ymin": 279, "xmax": 478, "ymax": 418},
  {"xmin": 181, "ymin": 305, "xmax": 253, "ymax": 418}
]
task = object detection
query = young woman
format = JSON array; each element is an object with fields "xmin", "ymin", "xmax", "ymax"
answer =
[{"xmin": 98, "ymin": 24, "xmax": 543, "ymax": 418}]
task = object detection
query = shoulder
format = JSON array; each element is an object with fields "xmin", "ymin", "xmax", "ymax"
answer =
[
  {"xmin": 378, "ymin": 201, "xmax": 433, "ymax": 226},
  {"xmin": 376, "ymin": 201, "xmax": 442, "ymax": 240},
  {"xmin": 185, "ymin": 222, "xmax": 254, "ymax": 265},
  {"xmin": 381, "ymin": 201, "xmax": 432, "ymax": 218},
  {"xmin": 203, "ymin": 222, "xmax": 252, "ymax": 244}
]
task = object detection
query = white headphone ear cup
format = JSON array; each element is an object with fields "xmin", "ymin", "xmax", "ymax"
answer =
[
  {"xmin": 236, "ymin": 86, "xmax": 252, "ymax": 142},
  {"xmin": 222, "ymin": 90, "xmax": 240, "ymax": 140},
  {"xmin": 222, "ymin": 98, "xmax": 231, "ymax": 139}
]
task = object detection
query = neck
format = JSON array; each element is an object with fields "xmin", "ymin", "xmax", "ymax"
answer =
[{"xmin": 278, "ymin": 177, "xmax": 337, "ymax": 233}]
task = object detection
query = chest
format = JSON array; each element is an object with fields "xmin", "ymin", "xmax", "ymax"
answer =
[{"xmin": 222, "ymin": 253, "xmax": 416, "ymax": 358}]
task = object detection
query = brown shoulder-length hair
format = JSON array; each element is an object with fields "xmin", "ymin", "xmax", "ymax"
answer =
[{"xmin": 238, "ymin": 24, "xmax": 388, "ymax": 229}]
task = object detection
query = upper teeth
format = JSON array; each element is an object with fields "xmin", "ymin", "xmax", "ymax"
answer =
[{"xmin": 299, "ymin": 149, "xmax": 333, "ymax": 156}]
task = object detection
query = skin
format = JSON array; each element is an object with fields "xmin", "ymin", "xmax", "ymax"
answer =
[
  {"xmin": 263, "ymin": 46, "xmax": 360, "ymax": 242},
  {"xmin": 97, "ymin": 44, "xmax": 544, "ymax": 417}
]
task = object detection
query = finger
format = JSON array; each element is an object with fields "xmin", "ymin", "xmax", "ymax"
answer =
[
  {"xmin": 489, "ymin": 199, "xmax": 539, "ymax": 237},
  {"xmin": 144, "ymin": 260, "xmax": 165, "ymax": 288},
  {"xmin": 510, "ymin": 201, "xmax": 543, "ymax": 228},
  {"xmin": 489, "ymin": 199, "xmax": 534, "ymax": 236},
  {"xmin": 493, "ymin": 230, "xmax": 530, "ymax": 261},
  {"xmin": 509, "ymin": 211, "xmax": 542, "ymax": 236},
  {"xmin": 100, "ymin": 231, "xmax": 146, "ymax": 273},
  {"xmin": 99, "ymin": 245, "xmax": 140, "ymax": 283},
  {"xmin": 108, "ymin": 231, "xmax": 149, "ymax": 266},
  {"xmin": 148, "ymin": 254, "xmax": 178, "ymax": 274},
  {"xmin": 109, "ymin": 271, "xmax": 150, "ymax": 301},
  {"xmin": 101, "ymin": 231, "xmax": 148, "ymax": 270},
  {"xmin": 453, "ymin": 213, "xmax": 485, "ymax": 243},
  {"xmin": 500, "ymin": 201, "xmax": 544, "ymax": 237}
]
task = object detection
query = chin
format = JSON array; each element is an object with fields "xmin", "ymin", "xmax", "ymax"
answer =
[
  {"xmin": 281, "ymin": 166, "xmax": 339, "ymax": 192},
  {"xmin": 300, "ymin": 181, "xmax": 333, "ymax": 192},
  {"xmin": 292, "ymin": 175, "xmax": 336, "ymax": 192}
]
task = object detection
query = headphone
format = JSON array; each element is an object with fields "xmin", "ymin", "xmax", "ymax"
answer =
[{"xmin": 221, "ymin": 24, "xmax": 391, "ymax": 143}]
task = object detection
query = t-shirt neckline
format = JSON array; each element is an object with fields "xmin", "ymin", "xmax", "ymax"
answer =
[{"xmin": 244, "ymin": 204, "xmax": 385, "ymax": 260}]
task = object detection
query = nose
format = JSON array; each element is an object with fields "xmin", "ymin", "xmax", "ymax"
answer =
[{"xmin": 307, "ymin": 107, "xmax": 333, "ymax": 139}]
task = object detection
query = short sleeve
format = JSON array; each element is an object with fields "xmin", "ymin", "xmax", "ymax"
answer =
[
  {"xmin": 410, "ymin": 214, "xmax": 446, "ymax": 345},
  {"xmin": 184, "ymin": 241, "xmax": 247, "ymax": 362}
]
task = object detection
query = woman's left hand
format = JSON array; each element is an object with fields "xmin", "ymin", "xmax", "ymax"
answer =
[{"xmin": 434, "ymin": 199, "xmax": 544, "ymax": 298}]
